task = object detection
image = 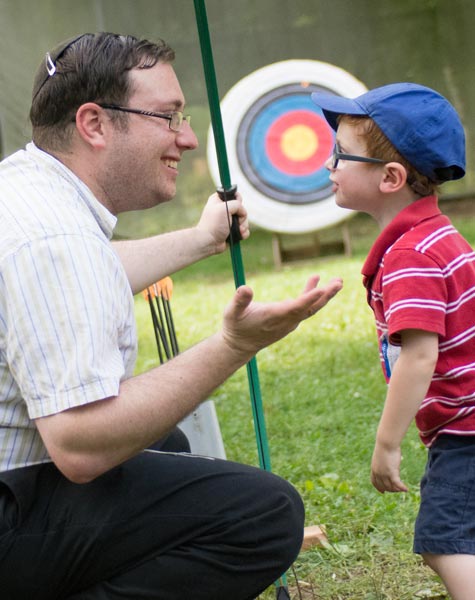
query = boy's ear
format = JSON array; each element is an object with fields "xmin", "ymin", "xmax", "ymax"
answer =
[
  {"xmin": 379, "ymin": 162, "xmax": 408, "ymax": 193},
  {"xmin": 73, "ymin": 103, "xmax": 108, "ymax": 149}
]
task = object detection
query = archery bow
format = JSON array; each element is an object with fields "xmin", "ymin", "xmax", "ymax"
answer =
[
  {"xmin": 193, "ymin": 1, "xmax": 290, "ymax": 596},
  {"xmin": 193, "ymin": 0, "xmax": 271, "ymax": 474}
]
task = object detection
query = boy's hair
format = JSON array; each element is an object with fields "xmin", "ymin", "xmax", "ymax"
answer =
[
  {"xmin": 340, "ymin": 114, "xmax": 438, "ymax": 196},
  {"xmin": 311, "ymin": 82, "xmax": 465, "ymax": 185},
  {"xmin": 30, "ymin": 32, "xmax": 175, "ymax": 152}
]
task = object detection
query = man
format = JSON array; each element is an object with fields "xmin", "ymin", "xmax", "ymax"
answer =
[{"xmin": 0, "ymin": 33, "xmax": 342, "ymax": 599}]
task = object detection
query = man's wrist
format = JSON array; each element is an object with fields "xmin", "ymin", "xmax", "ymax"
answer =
[
  {"xmin": 215, "ymin": 330, "xmax": 255, "ymax": 366},
  {"xmin": 193, "ymin": 225, "xmax": 222, "ymax": 258}
]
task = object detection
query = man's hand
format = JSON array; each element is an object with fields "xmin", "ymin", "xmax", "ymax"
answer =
[
  {"xmin": 371, "ymin": 442, "xmax": 408, "ymax": 493},
  {"xmin": 221, "ymin": 275, "xmax": 343, "ymax": 359},
  {"xmin": 196, "ymin": 192, "xmax": 249, "ymax": 254},
  {"xmin": 113, "ymin": 192, "xmax": 249, "ymax": 294}
]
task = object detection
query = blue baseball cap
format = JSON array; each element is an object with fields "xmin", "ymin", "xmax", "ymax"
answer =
[{"xmin": 311, "ymin": 82, "xmax": 465, "ymax": 183}]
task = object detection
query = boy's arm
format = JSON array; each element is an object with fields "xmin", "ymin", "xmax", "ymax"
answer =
[{"xmin": 371, "ymin": 329, "xmax": 439, "ymax": 493}]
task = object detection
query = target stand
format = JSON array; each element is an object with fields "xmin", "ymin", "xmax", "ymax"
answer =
[
  {"xmin": 271, "ymin": 221, "xmax": 352, "ymax": 269},
  {"xmin": 207, "ymin": 59, "xmax": 367, "ymax": 248}
]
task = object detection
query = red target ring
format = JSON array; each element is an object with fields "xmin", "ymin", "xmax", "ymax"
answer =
[{"xmin": 265, "ymin": 110, "xmax": 334, "ymax": 176}]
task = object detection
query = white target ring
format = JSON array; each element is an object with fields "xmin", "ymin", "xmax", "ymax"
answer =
[{"xmin": 207, "ymin": 59, "xmax": 368, "ymax": 234}]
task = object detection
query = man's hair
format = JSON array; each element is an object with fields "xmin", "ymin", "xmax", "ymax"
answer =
[
  {"xmin": 30, "ymin": 32, "xmax": 175, "ymax": 151},
  {"xmin": 340, "ymin": 115, "xmax": 438, "ymax": 197}
]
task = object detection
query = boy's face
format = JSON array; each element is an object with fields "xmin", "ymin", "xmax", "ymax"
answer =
[{"xmin": 326, "ymin": 120, "xmax": 385, "ymax": 216}]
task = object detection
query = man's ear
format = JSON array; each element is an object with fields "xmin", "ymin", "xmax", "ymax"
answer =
[
  {"xmin": 74, "ymin": 103, "xmax": 108, "ymax": 149},
  {"xmin": 379, "ymin": 162, "xmax": 408, "ymax": 194}
]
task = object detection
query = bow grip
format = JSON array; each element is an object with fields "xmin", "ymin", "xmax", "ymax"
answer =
[{"xmin": 217, "ymin": 184, "xmax": 242, "ymax": 244}]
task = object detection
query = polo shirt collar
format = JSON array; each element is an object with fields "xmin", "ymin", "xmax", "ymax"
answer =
[{"xmin": 361, "ymin": 196, "xmax": 441, "ymax": 284}]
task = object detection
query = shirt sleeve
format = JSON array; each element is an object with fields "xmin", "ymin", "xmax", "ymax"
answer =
[
  {"xmin": 382, "ymin": 247, "xmax": 447, "ymax": 342},
  {"xmin": 0, "ymin": 233, "xmax": 137, "ymax": 419}
]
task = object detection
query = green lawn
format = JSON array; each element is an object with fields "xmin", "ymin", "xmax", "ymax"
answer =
[{"xmin": 133, "ymin": 201, "xmax": 474, "ymax": 599}]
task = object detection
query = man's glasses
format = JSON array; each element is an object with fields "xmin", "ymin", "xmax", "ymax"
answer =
[
  {"xmin": 98, "ymin": 104, "xmax": 191, "ymax": 132},
  {"xmin": 331, "ymin": 142, "xmax": 386, "ymax": 169}
]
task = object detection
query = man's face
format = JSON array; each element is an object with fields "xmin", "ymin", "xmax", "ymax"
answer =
[{"xmin": 103, "ymin": 62, "xmax": 198, "ymax": 213}]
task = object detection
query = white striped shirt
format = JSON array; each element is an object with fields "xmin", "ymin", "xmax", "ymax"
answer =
[{"xmin": 0, "ymin": 143, "xmax": 137, "ymax": 471}]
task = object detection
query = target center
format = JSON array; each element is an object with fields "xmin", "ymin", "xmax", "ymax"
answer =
[{"xmin": 281, "ymin": 124, "xmax": 318, "ymax": 161}]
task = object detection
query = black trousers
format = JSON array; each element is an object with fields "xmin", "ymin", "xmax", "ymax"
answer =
[{"xmin": 0, "ymin": 444, "xmax": 304, "ymax": 599}]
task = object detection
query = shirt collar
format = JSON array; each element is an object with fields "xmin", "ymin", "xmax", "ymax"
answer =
[
  {"xmin": 361, "ymin": 196, "xmax": 441, "ymax": 284},
  {"xmin": 26, "ymin": 142, "xmax": 117, "ymax": 239}
]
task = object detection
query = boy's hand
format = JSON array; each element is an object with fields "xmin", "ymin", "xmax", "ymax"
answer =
[{"xmin": 371, "ymin": 442, "xmax": 408, "ymax": 493}]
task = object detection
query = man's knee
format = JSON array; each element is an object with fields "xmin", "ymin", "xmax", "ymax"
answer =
[{"xmin": 253, "ymin": 472, "xmax": 305, "ymax": 564}]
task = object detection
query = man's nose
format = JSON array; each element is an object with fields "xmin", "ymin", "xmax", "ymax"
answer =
[{"xmin": 177, "ymin": 121, "xmax": 199, "ymax": 151}]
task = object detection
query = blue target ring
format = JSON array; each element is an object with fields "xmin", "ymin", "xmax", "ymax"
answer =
[{"xmin": 238, "ymin": 86, "xmax": 335, "ymax": 203}]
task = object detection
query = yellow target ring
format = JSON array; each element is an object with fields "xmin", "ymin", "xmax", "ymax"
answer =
[{"xmin": 281, "ymin": 124, "xmax": 318, "ymax": 162}]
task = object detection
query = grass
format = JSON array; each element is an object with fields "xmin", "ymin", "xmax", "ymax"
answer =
[{"xmin": 132, "ymin": 200, "xmax": 474, "ymax": 599}]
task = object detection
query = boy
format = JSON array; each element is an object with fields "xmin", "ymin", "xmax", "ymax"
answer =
[{"xmin": 312, "ymin": 83, "xmax": 475, "ymax": 600}]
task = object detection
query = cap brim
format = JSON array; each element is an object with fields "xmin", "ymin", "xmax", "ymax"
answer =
[{"xmin": 311, "ymin": 92, "xmax": 367, "ymax": 131}]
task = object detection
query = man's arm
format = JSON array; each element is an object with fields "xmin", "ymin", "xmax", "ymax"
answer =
[
  {"xmin": 35, "ymin": 275, "xmax": 342, "ymax": 484},
  {"xmin": 371, "ymin": 329, "xmax": 439, "ymax": 493},
  {"xmin": 113, "ymin": 193, "xmax": 249, "ymax": 294}
]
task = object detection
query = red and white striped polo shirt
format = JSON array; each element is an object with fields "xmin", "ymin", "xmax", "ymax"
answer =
[{"xmin": 362, "ymin": 195, "xmax": 475, "ymax": 446}]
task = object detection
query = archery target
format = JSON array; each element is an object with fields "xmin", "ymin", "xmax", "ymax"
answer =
[{"xmin": 207, "ymin": 60, "xmax": 368, "ymax": 234}]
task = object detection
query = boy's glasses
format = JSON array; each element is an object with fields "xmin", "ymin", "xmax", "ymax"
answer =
[
  {"xmin": 331, "ymin": 142, "xmax": 386, "ymax": 169},
  {"xmin": 98, "ymin": 104, "xmax": 191, "ymax": 132}
]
